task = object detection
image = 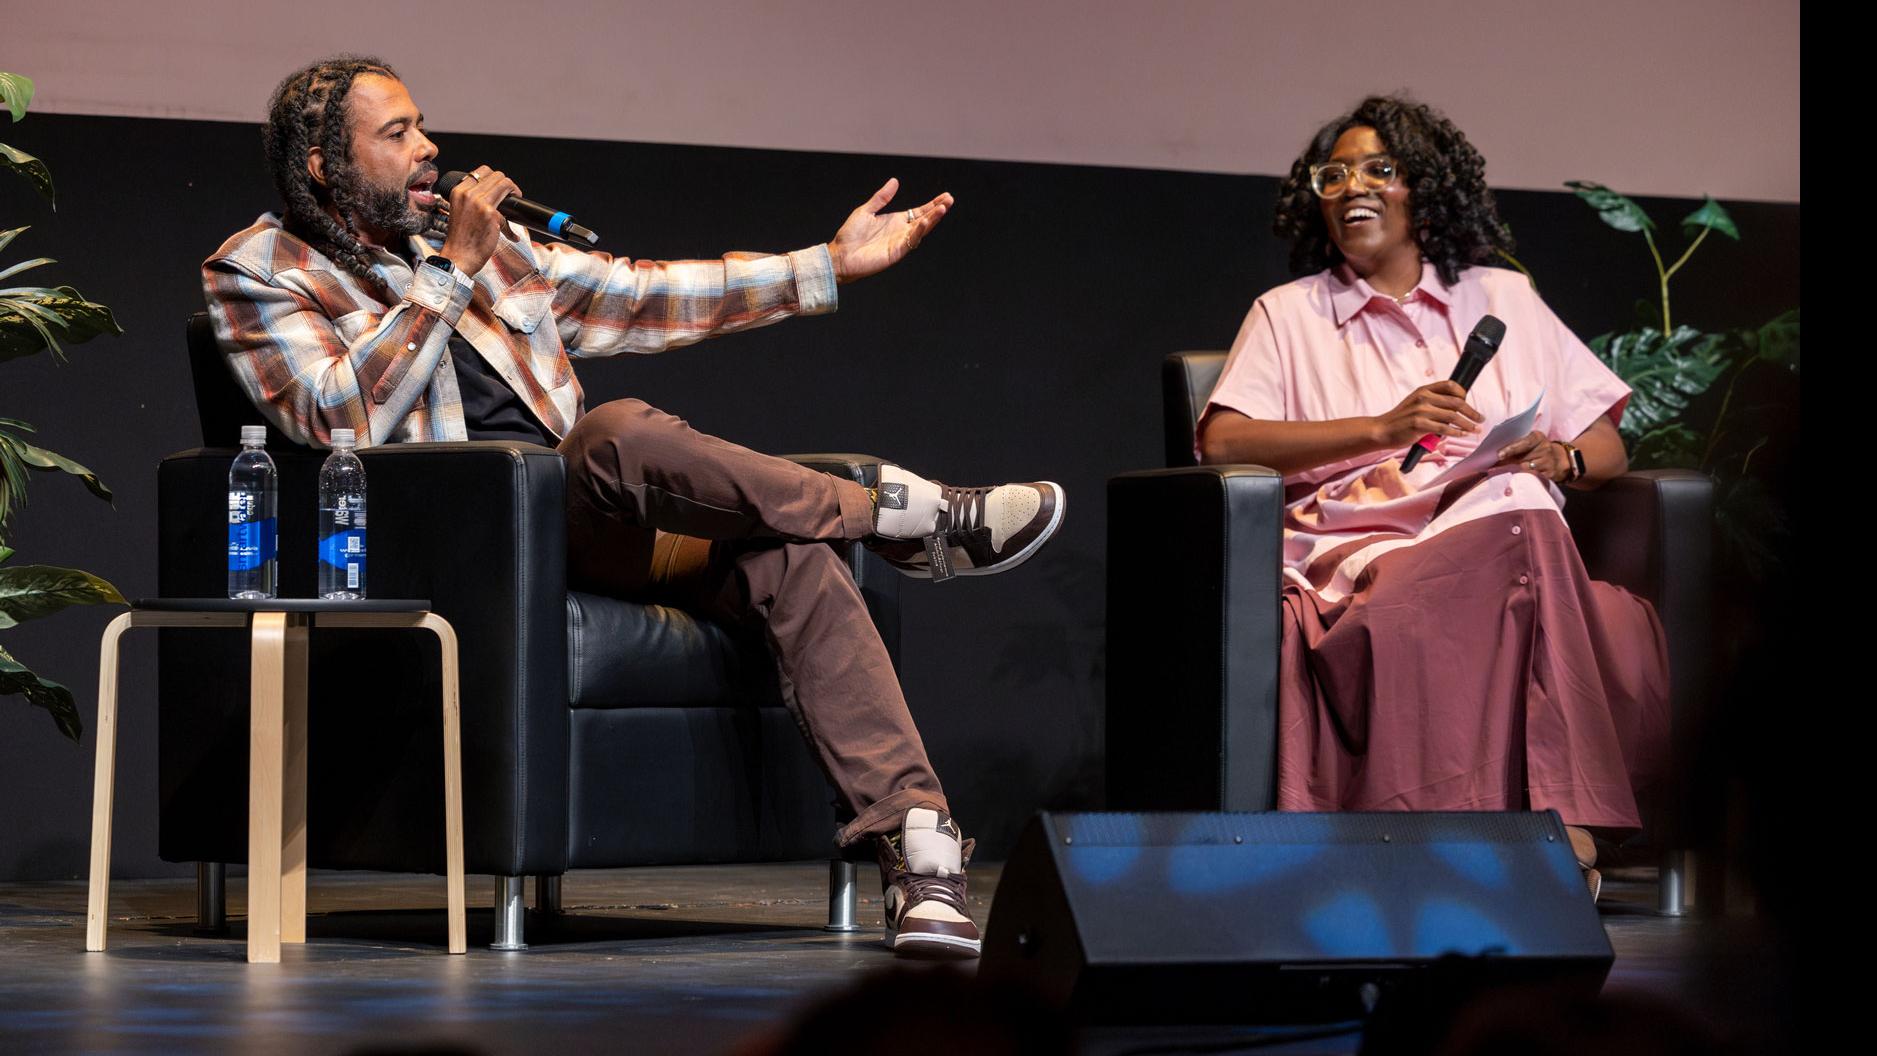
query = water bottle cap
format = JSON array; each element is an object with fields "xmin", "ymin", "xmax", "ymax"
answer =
[
  {"xmin": 331, "ymin": 428, "xmax": 356, "ymax": 447},
  {"xmin": 240, "ymin": 425, "xmax": 266, "ymax": 444}
]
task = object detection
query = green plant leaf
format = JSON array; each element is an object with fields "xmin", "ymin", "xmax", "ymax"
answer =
[
  {"xmin": 1591, "ymin": 326, "xmax": 1732, "ymax": 444},
  {"xmin": 1680, "ymin": 196, "xmax": 1740, "ymax": 241},
  {"xmin": 0, "ymin": 544, "xmax": 12, "ymax": 563},
  {"xmin": 0, "ymin": 255, "xmax": 54, "ymax": 284},
  {"xmin": 0, "ymin": 142, "xmax": 54, "ymax": 203},
  {"xmin": 0, "ymin": 642, "xmax": 82, "ymax": 742},
  {"xmin": 0, "ymin": 226, "xmax": 26, "ymax": 254},
  {"xmin": 0, "ymin": 429, "xmax": 113, "ymax": 506},
  {"xmin": 1742, "ymin": 308, "xmax": 1799, "ymax": 373},
  {"xmin": 1566, "ymin": 180, "xmax": 1654, "ymax": 233},
  {"xmin": 0, "ymin": 564, "xmax": 126, "ymax": 629},
  {"xmin": 0, "ymin": 286, "xmax": 122, "ymax": 362},
  {"xmin": 1630, "ymin": 422, "xmax": 1705, "ymax": 471},
  {"xmin": 0, "ymin": 72, "xmax": 35, "ymax": 122}
]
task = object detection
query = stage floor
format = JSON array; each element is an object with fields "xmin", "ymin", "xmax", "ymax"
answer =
[{"xmin": 0, "ymin": 863, "xmax": 1748, "ymax": 1054}]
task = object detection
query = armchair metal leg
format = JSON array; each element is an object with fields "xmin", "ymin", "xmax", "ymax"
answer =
[
  {"xmin": 492, "ymin": 875, "xmax": 528, "ymax": 950},
  {"xmin": 195, "ymin": 863, "xmax": 227, "ymax": 934},
  {"xmin": 534, "ymin": 874, "xmax": 563, "ymax": 915},
  {"xmin": 824, "ymin": 859, "xmax": 861, "ymax": 933},
  {"xmin": 1657, "ymin": 849, "xmax": 1688, "ymax": 917}
]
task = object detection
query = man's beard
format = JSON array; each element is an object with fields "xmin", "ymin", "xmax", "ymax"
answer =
[{"xmin": 338, "ymin": 166, "xmax": 447, "ymax": 243}]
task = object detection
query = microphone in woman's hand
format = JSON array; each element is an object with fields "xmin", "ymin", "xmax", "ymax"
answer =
[{"xmin": 1400, "ymin": 314, "xmax": 1507, "ymax": 472}]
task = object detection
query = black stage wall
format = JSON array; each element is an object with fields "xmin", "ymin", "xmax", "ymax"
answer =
[{"xmin": 0, "ymin": 113, "xmax": 1799, "ymax": 880}]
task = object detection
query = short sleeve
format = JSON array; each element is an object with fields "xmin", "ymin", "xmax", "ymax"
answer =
[
  {"xmin": 1535, "ymin": 294, "xmax": 1631, "ymax": 443},
  {"xmin": 1199, "ymin": 299, "xmax": 1289, "ymax": 442}
]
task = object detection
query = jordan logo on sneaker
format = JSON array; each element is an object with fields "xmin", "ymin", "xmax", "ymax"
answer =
[{"xmin": 879, "ymin": 482, "xmax": 909, "ymax": 510}]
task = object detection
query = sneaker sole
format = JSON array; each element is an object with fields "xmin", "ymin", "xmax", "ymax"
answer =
[
  {"xmin": 894, "ymin": 482, "xmax": 1067, "ymax": 580},
  {"xmin": 887, "ymin": 927, "xmax": 982, "ymax": 958}
]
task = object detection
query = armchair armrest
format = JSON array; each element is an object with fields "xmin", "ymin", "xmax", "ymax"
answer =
[
  {"xmin": 1105, "ymin": 465, "xmax": 1284, "ymax": 811},
  {"xmin": 1562, "ymin": 468, "xmax": 1714, "ymax": 846}
]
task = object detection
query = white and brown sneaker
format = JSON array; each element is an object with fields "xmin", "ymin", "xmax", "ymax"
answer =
[
  {"xmin": 877, "ymin": 807, "xmax": 981, "ymax": 958},
  {"xmin": 867, "ymin": 465, "xmax": 1065, "ymax": 583}
]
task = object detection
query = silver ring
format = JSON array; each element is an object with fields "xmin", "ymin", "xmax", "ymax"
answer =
[
  {"xmin": 906, "ymin": 209, "xmax": 918, "ymax": 225},
  {"xmin": 1526, "ymin": 461, "xmax": 1537, "ymax": 470}
]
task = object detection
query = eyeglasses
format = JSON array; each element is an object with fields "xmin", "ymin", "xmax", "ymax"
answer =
[{"xmin": 1309, "ymin": 155, "xmax": 1400, "ymax": 199}]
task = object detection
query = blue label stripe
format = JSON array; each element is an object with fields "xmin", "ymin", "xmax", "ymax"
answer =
[{"xmin": 549, "ymin": 211, "xmax": 570, "ymax": 236}]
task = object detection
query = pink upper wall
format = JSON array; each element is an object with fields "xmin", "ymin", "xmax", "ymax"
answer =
[{"xmin": 2, "ymin": 0, "xmax": 1799, "ymax": 202}]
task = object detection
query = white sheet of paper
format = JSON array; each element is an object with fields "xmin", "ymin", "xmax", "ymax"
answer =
[{"xmin": 1423, "ymin": 389, "xmax": 1545, "ymax": 486}]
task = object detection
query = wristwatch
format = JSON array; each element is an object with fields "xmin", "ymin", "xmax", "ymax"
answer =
[
  {"xmin": 424, "ymin": 253, "xmax": 455, "ymax": 274},
  {"xmin": 1557, "ymin": 440, "xmax": 1586, "ymax": 483}
]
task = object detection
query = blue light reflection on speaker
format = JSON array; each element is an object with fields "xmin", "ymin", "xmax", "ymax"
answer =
[
  {"xmin": 1166, "ymin": 816, "xmax": 1322, "ymax": 894},
  {"xmin": 1302, "ymin": 890, "xmax": 1394, "ymax": 957},
  {"xmin": 1428, "ymin": 841, "xmax": 1510, "ymax": 889},
  {"xmin": 1412, "ymin": 898, "xmax": 1519, "ymax": 956},
  {"xmin": 1159, "ymin": 814, "xmax": 1330, "ymax": 894},
  {"xmin": 1070, "ymin": 846, "xmax": 1145, "ymax": 885},
  {"xmin": 1063, "ymin": 814, "xmax": 1144, "ymax": 885}
]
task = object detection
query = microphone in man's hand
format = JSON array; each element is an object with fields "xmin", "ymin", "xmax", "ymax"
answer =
[
  {"xmin": 1400, "ymin": 314, "xmax": 1507, "ymax": 472},
  {"xmin": 435, "ymin": 171, "xmax": 600, "ymax": 246}
]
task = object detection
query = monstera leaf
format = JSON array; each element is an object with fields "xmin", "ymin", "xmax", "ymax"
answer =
[{"xmin": 1588, "ymin": 325, "xmax": 1731, "ymax": 446}]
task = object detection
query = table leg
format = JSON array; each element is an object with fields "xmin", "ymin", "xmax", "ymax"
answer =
[
  {"xmin": 247, "ymin": 612, "xmax": 287, "ymax": 964},
  {"xmin": 423, "ymin": 613, "xmax": 467, "ymax": 955},
  {"xmin": 85, "ymin": 612, "xmax": 137, "ymax": 953},
  {"xmin": 280, "ymin": 614, "xmax": 310, "ymax": 944}
]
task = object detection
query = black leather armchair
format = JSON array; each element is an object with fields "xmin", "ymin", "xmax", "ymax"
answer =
[
  {"xmin": 1106, "ymin": 351, "xmax": 1712, "ymax": 914},
  {"xmin": 158, "ymin": 314, "xmax": 896, "ymax": 947}
]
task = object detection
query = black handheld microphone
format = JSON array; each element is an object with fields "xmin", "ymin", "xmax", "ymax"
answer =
[
  {"xmin": 1400, "ymin": 314, "xmax": 1507, "ymax": 472},
  {"xmin": 435, "ymin": 171, "xmax": 600, "ymax": 246}
]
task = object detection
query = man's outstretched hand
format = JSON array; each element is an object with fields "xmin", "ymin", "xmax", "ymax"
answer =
[{"xmin": 827, "ymin": 178, "xmax": 952, "ymax": 283}]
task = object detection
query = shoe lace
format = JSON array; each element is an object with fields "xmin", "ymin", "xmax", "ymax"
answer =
[
  {"xmin": 937, "ymin": 485, "xmax": 992, "ymax": 539},
  {"xmin": 881, "ymin": 834, "xmax": 973, "ymax": 916}
]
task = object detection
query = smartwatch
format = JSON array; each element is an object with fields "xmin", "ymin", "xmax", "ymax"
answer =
[
  {"xmin": 1558, "ymin": 441, "xmax": 1586, "ymax": 483},
  {"xmin": 424, "ymin": 253, "xmax": 455, "ymax": 274}
]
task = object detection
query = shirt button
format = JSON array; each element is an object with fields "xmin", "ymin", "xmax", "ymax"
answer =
[
  {"xmin": 1424, "ymin": 368, "xmax": 1434, "ymax": 377},
  {"xmin": 1504, "ymin": 486, "xmax": 1514, "ymax": 497},
  {"xmin": 406, "ymin": 342, "xmax": 417, "ymax": 351},
  {"xmin": 1511, "ymin": 525, "xmax": 1522, "ymax": 535},
  {"xmin": 1415, "ymin": 340, "xmax": 1426, "ymax": 348},
  {"xmin": 1519, "ymin": 574, "xmax": 1530, "ymax": 585}
]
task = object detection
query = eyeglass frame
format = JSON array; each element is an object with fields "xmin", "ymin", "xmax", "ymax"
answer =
[{"xmin": 1308, "ymin": 154, "xmax": 1402, "ymax": 199}]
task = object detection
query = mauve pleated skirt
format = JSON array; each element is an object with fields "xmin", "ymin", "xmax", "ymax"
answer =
[{"xmin": 1277, "ymin": 508, "xmax": 1670, "ymax": 832}]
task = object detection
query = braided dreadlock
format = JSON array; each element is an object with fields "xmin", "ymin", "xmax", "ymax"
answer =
[
  {"xmin": 1273, "ymin": 95, "xmax": 1513, "ymax": 287},
  {"xmin": 263, "ymin": 55, "xmax": 436, "ymax": 281}
]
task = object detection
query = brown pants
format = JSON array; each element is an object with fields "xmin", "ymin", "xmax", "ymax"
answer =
[{"xmin": 559, "ymin": 398, "xmax": 948, "ymax": 846}]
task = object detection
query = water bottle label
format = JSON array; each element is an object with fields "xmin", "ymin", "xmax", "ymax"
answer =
[
  {"xmin": 228, "ymin": 519, "xmax": 278, "ymax": 572},
  {"xmin": 319, "ymin": 529, "xmax": 367, "ymax": 583}
]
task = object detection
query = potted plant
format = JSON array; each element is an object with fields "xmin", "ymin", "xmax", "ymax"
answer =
[{"xmin": 0, "ymin": 70, "xmax": 126, "ymax": 741}]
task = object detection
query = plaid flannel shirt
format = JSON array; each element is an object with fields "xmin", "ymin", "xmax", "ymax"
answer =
[{"xmin": 201, "ymin": 213, "xmax": 838, "ymax": 447}]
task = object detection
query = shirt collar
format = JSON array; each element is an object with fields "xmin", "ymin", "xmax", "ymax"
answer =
[{"xmin": 1329, "ymin": 260, "xmax": 1452, "ymax": 326}]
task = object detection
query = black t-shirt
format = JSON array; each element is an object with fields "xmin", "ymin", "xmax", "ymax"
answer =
[{"xmin": 395, "ymin": 249, "xmax": 556, "ymax": 447}]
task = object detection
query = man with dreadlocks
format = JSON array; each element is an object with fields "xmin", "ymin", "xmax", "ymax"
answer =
[{"xmin": 203, "ymin": 55, "xmax": 1065, "ymax": 958}]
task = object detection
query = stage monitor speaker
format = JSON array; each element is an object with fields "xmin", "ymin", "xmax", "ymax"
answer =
[{"xmin": 981, "ymin": 811, "xmax": 1611, "ymax": 1024}]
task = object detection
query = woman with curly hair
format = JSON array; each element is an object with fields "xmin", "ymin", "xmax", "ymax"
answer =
[{"xmin": 1197, "ymin": 96, "xmax": 1668, "ymax": 895}]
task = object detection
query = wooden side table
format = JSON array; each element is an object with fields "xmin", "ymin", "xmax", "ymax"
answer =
[{"xmin": 85, "ymin": 598, "xmax": 465, "ymax": 962}]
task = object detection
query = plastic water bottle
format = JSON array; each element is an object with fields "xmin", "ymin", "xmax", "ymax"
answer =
[
  {"xmin": 227, "ymin": 425, "xmax": 278, "ymax": 599},
  {"xmin": 317, "ymin": 428, "xmax": 368, "ymax": 600}
]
